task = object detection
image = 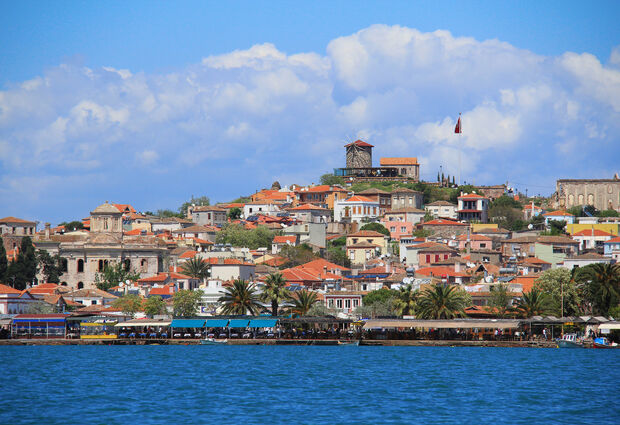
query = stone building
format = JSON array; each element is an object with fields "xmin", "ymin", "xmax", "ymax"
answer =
[
  {"xmin": 0, "ymin": 216, "xmax": 37, "ymax": 252},
  {"xmin": 379, "ymin": 158, "xmax": 420, "ymax": 181},
  {"xmin": 345, "ymin": 140, "xmax": 373, "ymax": 168},
  {"xmin": 34, "ymin": 202, "xmax": 167, "ymax": 289},
  {"xmin": 553, "ymin": 176, "xmax": 620, "ymax": 212}
]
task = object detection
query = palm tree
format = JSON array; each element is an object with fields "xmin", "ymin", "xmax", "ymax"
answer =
[
  {"xmin": 290, "ymin": 290, "xmax": 319, "ymax": 317},
  {"xmin": 260, "ymin": 272, "xmax": 290, "ymax": 316},
  {"xmin": 181, "ymin": 257, "xmax": 210, "ymax": 282},
  {"xmin": 581, "ymin": 263, "xmax": 620, "ymax": 316},
  {"xmin": 417, "ymin": 285, "xmax": 470, "ymax": 319},
  {"xmin": 393, "ymin": 284, "xmax": 418, "ymax": 317},
  {"xmin": 218, "ymin": 279, "xmax": 262, "ymax": 315},
  {"xmin": 514, "ymin": 288, "xmax": 550, "ymax": 318}
]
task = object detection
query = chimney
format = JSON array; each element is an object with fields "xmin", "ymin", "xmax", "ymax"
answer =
[{"xmin": 45, "ymin": 223, "xmax": 50, "ymax": 239}]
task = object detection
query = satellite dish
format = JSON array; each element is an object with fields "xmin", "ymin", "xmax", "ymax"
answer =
[{"xmin": 528, "ymin": 224, "xmax": 533, "ymax": 230}]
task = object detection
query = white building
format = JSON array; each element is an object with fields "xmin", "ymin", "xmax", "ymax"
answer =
[
  {"xmin": 334, "ymin": 195, "xmax": 380, "ymax": 223},
  {"xmin": 457, "ymin": 193, "xmax": 489, "ymax": 223},
  {"xmin": 0, "ymin": 284, "xmax": 37, "ymax": 314},
  {"xmin": 571, "ymin": 229, "xmax": 614, "ymax": 251},
  {"xmin": 425, "ymin": 201, "xmax": 457, "ymax": 220},
  {"xmin": 243, "ymin": 202, "xmax": 281, "ymax": 218}
]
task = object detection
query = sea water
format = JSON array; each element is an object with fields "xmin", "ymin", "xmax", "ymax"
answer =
[{"xmin": 0, "ymin": 346, "xmax": 618, "ymax": 425}]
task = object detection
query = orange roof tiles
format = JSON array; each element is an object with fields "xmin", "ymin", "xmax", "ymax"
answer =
[
  {"xmin": 0, "ymin": 283, "xmax": 22, "ymax": 294},
  {"xmin": 0, "ymin": 216, "xmax": 36, "ymax": 224},
  {"xmin": 348, "ymin": 230, "xmax": 386, "ymax": 238},
  {"xmin": 380, "ymin": 157, "xmax": 418, "ymax": 165},
  {"xmin": 416, "ymin": 266, "xmax": 469, "ymax": 277},
  {"xmin": 289, "ymin": 203, "xmax": 328, "ymax": 211},
  {"xmin": 179, "ymin": 250, "xmax": 198, "ymax": 259},
  {"xmin": 542, "ymin": 210, "xmax": 574, "ymax": 217},
  {"xmin": 343, "ymin": 195, "xmax": 377, "ymax": 203},
  {"xmin": 273, "ymin": 235, "xmax": 297, "ymax": 244},
  {"xmin": 458, "ymin": 193, "xmax": 488, "ymax": 200}
]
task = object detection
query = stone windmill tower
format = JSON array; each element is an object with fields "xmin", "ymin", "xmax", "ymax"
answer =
[{"xmin": 345, "ymin": 140, "xmax": 373, "ymax": 168}]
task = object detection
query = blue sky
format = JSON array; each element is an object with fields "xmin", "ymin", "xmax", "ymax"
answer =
[{"xmin": 1, "ymin": 1, "xmax": 619, "ymax": 224}]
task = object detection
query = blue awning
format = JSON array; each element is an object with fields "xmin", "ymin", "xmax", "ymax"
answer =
[
  {"xmin": 228, "ymin": 319, "xmax": 250, "ymax": 328},
  {"xmin": 170, "ymin": 319, "xmax": 206, "ymax": 328},
  {"xmin": 205, "ymin": 319, "xmax": 229, "ymax": 328},
  {"xmin": 13, "ymin": 318, "xmax": 66, "ymax": 323},
  {"xmin": 249, "ymin": 319, "xmax": 278, "ymax": 328}
]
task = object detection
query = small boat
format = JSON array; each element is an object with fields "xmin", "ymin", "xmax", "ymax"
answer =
[
  {"xmin": 338, "ymin": 340, "xmax": 360, "ymax": 346},
  {"xmin": 556, "ymin": 333, "xmax": 583, "ymax": 348},
  {"xmin": 200, "ymin": 338, "xmax": 228, "ymax": 345},
  {"xmin": 593, "ymin": 337, "xmax": 619, "ymax": 349}
]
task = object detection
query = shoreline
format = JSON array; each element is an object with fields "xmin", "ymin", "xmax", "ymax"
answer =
[{"xmin": 0, "ymin": 338, "xmax": 559, "ymax": 348}]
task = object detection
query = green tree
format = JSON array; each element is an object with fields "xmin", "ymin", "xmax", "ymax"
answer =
[
  {"xmin": 597, "ymin": 209, "xmax": 619, "ymax": 218},
  {"xmin": 326, "ymin": 246, "xmax": 351, "ymax": 268},
  {"xmin": 359, "ymin": 222, "xmax": 390, "ymax": 236},
  {"xmin": 488, "ymin": 283, "xmax": 512, "ymax": 318},
  {"xmin": 290, "ymin": 290, "xmax": 319, "ymax": 317},
  {"xmin": 94, "ymin": 261, "xmax": 141, "ymax": 292},
  {"xmin": 280, "ymin": 244, "xmax": 316, "ymax": 268},
  {"xmin": 546, "ymin": 219, "xmax": 567, "ymax": 235},
  {"xmin": 216, "ymin": 224, "xmax": 275, "ymax": 249},
  {"xmin": 534, "ymin": 268, "xmax": 582, "ymax": 317},
  {"xmin": 36, "ymin": 250, "xmax": 63, "ymax": 283},
  {"xmin": 514, "ymin": 288, "xmax": 551, "ymax": 318},
  {"xmin": 0, "ymin": 237, "xmax": 7, "ymax": 283},
  {"xmin": 181, "ymin": 257, "xmax": 210, "ymax": 282},
  {"xmin": 413, "ymin": 228, "xmax": 432, "ymax": 238},
  {"xmin": 113, "ymin": 294, "xmax": 143, "ymax": 316},
  {"xmin": 144, "ymin": 296, "xmax": 167, "ymax": 317},
  {"xmin": 394, "ymin": 284, "xmax": 418, "ymax": 317},
  {"xmin": 58, "ymin": 220, "xmax": 85, "ymax": 231},
  {"xmin": 218, "ymin": 279, "xmax": 261, "ymax": 315},
  {"xmin": 260, "ymin": 272, "xmax": 290, "ymax": 316},
  {"xmin": 156, "ymin": 209, "xmax": 183, "ymax": 218},
  {"xmin": 173, "ymin": 289, "xmax": 204, "ymax": 317},
  {"xmin": 9, "ymin": 237, "xmax": 37, "ymax": 289},
  {"xmin": 417, "ymin": 285, "xmax": 471, "ymax": 319},
  {"xmin": 353, "ymin": 300, "xmax": 397, "ymax": 318},
  {"xmin": 179, "ymin": 195, "xmax": 210, "ymax": 217},
  {"xmin": 227, "ymin": 207, "xmax": 242, "ymax": 220},
  {"xmin": 319, "ymin": 173, "xmax": 344, "ymax": 186},
  {"xmin": 363, "ymin": 288, "xmax": 396, "ymax": 306},
  {"xmin": 580, "ymin": 263, "xmax": 620, "ymax": 316},
  {"xmin": 490, "ymin": 195, "xmax": 522, "ymax": 209}
]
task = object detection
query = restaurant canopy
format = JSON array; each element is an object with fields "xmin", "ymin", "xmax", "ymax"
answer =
[
  {"xmin": 228, "ymin": 319, "xmax": 250, "ymax": 328},
  {"xmin": 170, "ymin": 319, "xmax": 206, "ymax": 328},
  {"xmin": 114, "ymin": 319, "xmax": 171, "ymax": 328},
  {"xmin": 249, "ymin": 319, "xmax": 278, "ymax": 328},
  {"xmin": 205, "ymin": 319, "xmax": 229, "ymax": 328},
  {"xmin": 363, "ymin": 319, "xmax": 521, "ymax": 330}
]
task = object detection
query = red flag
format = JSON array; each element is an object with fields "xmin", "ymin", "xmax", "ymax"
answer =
[{"xmin": 454, "ymin": 116, "xmax": 462, "ymax": 134}]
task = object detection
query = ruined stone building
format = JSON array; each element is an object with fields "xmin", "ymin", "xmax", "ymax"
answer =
[
  {"xmin": 34, "ymin": 202, "xmax": 167, "ymax": 289},
  {"xmin": 553, "ymin": 175, "xmax": 620, "ymax": 212}
]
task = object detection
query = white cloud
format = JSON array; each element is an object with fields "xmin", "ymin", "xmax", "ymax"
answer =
[{"xmin": 1, "ymin": 25, "xmax": 619, "ymax": 223}]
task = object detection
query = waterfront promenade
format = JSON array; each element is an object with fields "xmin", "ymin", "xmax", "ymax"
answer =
[{"xmin": 0, "ymin": 338, "xmax": 558, "ymax": 347}]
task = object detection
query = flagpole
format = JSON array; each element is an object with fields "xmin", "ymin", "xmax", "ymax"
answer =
[{"xmin": 458, "ymin": 112, "xmax": 461, "ymax": 186}]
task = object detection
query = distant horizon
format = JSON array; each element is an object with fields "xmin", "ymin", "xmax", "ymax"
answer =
[{"xmin": 1, "ymin": 2, "xmax": 619, "ymax": 224}]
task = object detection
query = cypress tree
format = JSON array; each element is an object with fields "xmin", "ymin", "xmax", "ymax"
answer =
[
  {"xmin": 13, "ymin": 237, "xmax": 37, "ymax": 289},
  {"xmin": 0, "ymin": 237, "xmax": 7, "ymax": 283}
]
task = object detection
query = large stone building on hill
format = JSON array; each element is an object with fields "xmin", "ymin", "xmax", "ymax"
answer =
[
  {"xmin": 553, "ymin": 175, "xmax": 620, "ymax": 212},
  {"xmin": 34, "ymin": 202, "xmax": 167, "ymax": 289}
]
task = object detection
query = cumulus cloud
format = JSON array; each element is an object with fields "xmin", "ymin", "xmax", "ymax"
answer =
[{"xmin": 1, "ymin": 24, "xmax": 619, "ymax": 222}]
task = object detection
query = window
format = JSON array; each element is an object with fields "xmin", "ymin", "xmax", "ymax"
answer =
[
  {"xmin": 77, "ymin": 259, "xmax": 84, "ymax": 273},
  {"xmin": 345, "ymin": 299, "xmax": 351, "ymax": 309},
  {"xmin": 328, "ymin": 299, "xmax": 334, "ymax": 307},
  {"xmin": 77, "ymin": 282, "xmax": 84, "ymax": 289},
  {"xmin": 124, "ymin": 259, "xmax": 131, "ymax": 271},
  {"xmin": 353, "ymin": 299, "xmax": 359, "ymax": 307},
  {"xmin": 141, "ymin": 259, "xmax": 148, "ymax": 272},
  {"xmin": 390, "ymin": 227, "xmax": 396, "ymax": 232},
  {"xmin": 337, "ymin": 299, "xmax": 343, "ymax": 309},
  {"xmin": 480, "ymin": 243, "xmax": 486, "ymax": 249},
  {"xmin": 426, "ymin": 255, "xmax": 431, "ymax": 263},
  {"xmin": 91, "ymin": 300, "xmax": 97, "ymax": 305},
  {"xmin": 400, "ymin": 226, "xmax": 406, "ymax": 233},
  {"xmin": 435, "ymin": 255, "xmax": 440, "ymax": 262},
  {"xmin": 61, "ymin": 258, "xmax": 68, "ymax": 272}
]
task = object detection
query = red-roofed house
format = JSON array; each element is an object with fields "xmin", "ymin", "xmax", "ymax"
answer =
[
  {"xmin": 457, "ymin": 193, "xmax": 489, "ymax": 223},
  {"xmin": 334, "ymin": 195, "xmax": 380, "ymax": 223},
  {"xmin": 422, "ymin": 218, "xmax": 469, "ymax": 237},
  {"xmin": 296, "ymin": 185, "xmax": 350, "ymax": 209},
  {"xmin": 288, "ymin": 204, "xmax": 331, "ymax": 224},
  {"xmin": 272, "ymin": 235, "xmax": 298, "ymax": 254},
  {"xmin": 454, "ymin": 234, "xmax": 493, "ymax": 251},
  {"xmin": 380, "ymin": 157, "xmax": 420, "ymax": 181},
  {"xmin": 543, "ymin": 210, "xmax": 575, "ymax": 226},
  {"xmin": 0, "ymin": 284, "xmax": 37, "ymax": 314},
  {"xmin": 571, "ymin": 228, "xmax": 614, "ymax": 251},
  {"xmin": 209, "ymin": 259, "xmax": 256, "ymax": 282},
  {"xmin": 415, "ymin": 266, "xmax": 471, "ymax": 285}
]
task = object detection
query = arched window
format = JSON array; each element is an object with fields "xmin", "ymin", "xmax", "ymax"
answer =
[
  {"xmin": 98, "ymin": 260, "xmax": 104, "ymax": 271},
  {"xmin": 77, "ymin": 282, "xmax": 84, "ymax": 289},
  {"xmin": 61, "ymin": 258, "xmax": 68, "ymax": 272},
  {"xmin": 61, "ymin": 282, "xmax": 67, "ymax": 286},
  {"xmin": 124, "ymin": 259, "xmax": 131, "ymax": 272},
  {"xmin": 140, "ymin": 259, "xmax": 148, "ymax": 272},
  {"xmin": 77, "ymin": 259, "xmax": 84, "ymax": 273}
]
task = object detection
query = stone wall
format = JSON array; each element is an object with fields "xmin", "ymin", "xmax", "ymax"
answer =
[{"xmin": 554, "ymin": 178, "xmax": 620, "ymax": 212}]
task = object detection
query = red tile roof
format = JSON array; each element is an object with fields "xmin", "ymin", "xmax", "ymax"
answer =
[
  {"xmin": 179, "ymin": 250, "xmax": 198, "ymax": 259},
  {"xmin": 0, "ymin": 283, "xmax": 22, "ymax": 294},
  {"xmin": 605, "ymin": 236, "xmax": 620, "ymax": 243},
  {"xmin": 542, "ymin": 210, "xmax": 574, "ymax": 217},
  {"xmin": 344, "ymin": 139, "xmax": 373, "ymax": 148},
  {"xmin": 273, "ymin": 235, "xmax": 297, "ymax": 244},
  {"xmin": 0, "ymin": 216, "xmax": 36, "ymax": 224},
  {"xmin": 343, "ymin": 195, "xmax": 377, "ymax": 203},
  {"xmin": 458, "ymin": 193, "xmax": 488, "ymax": 200},
  {"xmin": 416, "ymin": 266, "xmax": 469, "ymax": 278},
  {"xmin": 348, "ymin": 230, "xmax": 386, "ymax": 238},
  {"xmin": 572, "ymin": 229, "xmax": 614, "ymax": 237},
  {"xmin": 289, "ymin": 203, "xmax": 328, "ymax": 211}
]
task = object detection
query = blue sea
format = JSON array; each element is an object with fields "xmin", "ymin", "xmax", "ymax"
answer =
[{"xmin": 1, "ymin": 346, "xmax": 618, "ymax": 425}]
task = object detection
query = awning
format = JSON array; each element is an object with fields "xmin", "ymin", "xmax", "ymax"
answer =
[
  {"xmin": 13, "ymin": 318, "xmax": 66, "ymax": 323},
  {"xmin": 170, "ymin": 319, "xmax": 206, "ymax": 328},
  {"xmin": 363, "ymin": 319, "xmax": 521, "ymax": 330},
  {"xmin": 597, "ymin": 322, "xmax": 620, "ymax": 330},
  {"xmin": 228, "ymin": 319, "xmax": 250, "ymax": 328},
  {"xmin": 114, "ymin": 320, "xmax": 171, "ymax": 328},
  {"xmin": 249, "ymin": 319, "xmax": 278, "ymax": 328},
  {"xmin": 205, "ymin": 319, "xmax": 229, "ymax": 328}
]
